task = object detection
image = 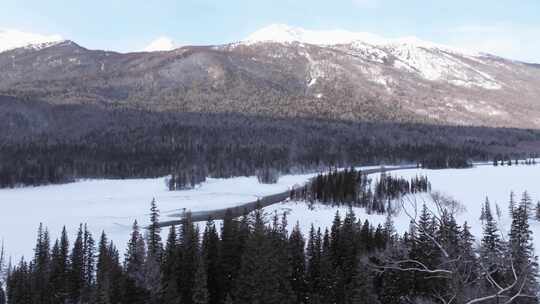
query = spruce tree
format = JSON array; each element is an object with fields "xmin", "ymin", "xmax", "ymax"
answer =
[
  {"xmin": 202, "ymin": 218, "xmax": 223, "ymax": 304},
  {"xmin": 96, "ymin": 232, "xmax": 113, "ymax": 304},
  {"xmin": 160, "ymin": 225, "xmax": 181, "ymax": 303},
  {"xmin": 49, "ymin": 227, "xmax": 70, "ymax": 302},
  {"xmin": 235, "ymin": 208, "xmax": 285, "ymax": 304},
  {"xmin": 479, "ymin": 197, "xmax": 505, "ymax": 289},
  {"xmin": 147, "ymin": 198, "xmax": 163, "ymax": 259},
  {"xmin": 70, "ymin": 224, "xmax": 86, "ymax": 302},
  {"xmin": 338, "ymin": 208, "xmax": 360, "ymax": 302},
  {"xmin": 220, "ymin": 209, "xmax": 241, "ymax": 297},
  {"xmin": 122, "ymin": 221, "xmax": 149, "ymax": 300},
  {"xmin": 82, "ymin": 224, "xmax": 96, "ymax": 300},
  {"xmin": 306, "ymin": 225, "xmax": 322, "ymax": 302},
  {"xmin": 125, "ymin": 220, "xmax": 146, "ymax": 288},
  {"xmin": 33, "ymin": 223, "xmax": 52, "ymax": 303},
  {"xmin": 146, "ymin": 199, "xmax": 163, "ymax": 300},
  {"xmin": 320, "ymin": 228, "xmax": 337, "ymax": 304},
  {"xmin": 192, "ymin": 257, "xmax": 209, "ymax": 304},
  {"xmin": 508, "ymin": 192, "xmax": 538, "ymax": 297},
  {"xmin": 288, "ymin": 222, "xmax": 306, "ymax": 304},
  {"xmin": 178, "ymin": 212, "xmax": 200, "ymax": 304},
  {"xmin": 409, "ymin": 204, "xmax": 441, "ymax": 295}
]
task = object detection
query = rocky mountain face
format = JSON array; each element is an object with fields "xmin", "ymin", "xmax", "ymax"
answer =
[{"xmin": 1, "ymin": 25, "xmax": 540, "ymax": 128}]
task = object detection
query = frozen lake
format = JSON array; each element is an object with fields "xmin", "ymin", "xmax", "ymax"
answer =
[{"xmin": 1, "ymin": 164, "xmax": 539, "ymax": 262}]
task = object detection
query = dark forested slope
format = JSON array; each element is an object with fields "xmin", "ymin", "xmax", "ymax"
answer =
[{"xmin": 1, "ymin": 95, "xmax": 540, "ymax": 187}]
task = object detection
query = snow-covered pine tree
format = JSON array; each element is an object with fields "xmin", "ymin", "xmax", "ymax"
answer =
[
  {"xmin": 124, "ymin": 220, "xmax": 146, "ymax": 288},
  {"xmin": 507, "ymin": 192, "xmax": 539, "ymax": 298},
  {"xmin": 479, "ymin": 198, "xmax": 504, "ymax": 271}
]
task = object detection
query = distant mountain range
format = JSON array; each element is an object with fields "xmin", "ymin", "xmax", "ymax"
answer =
[{"xmin": 1, "ymin": 24, "xmax": 540, "ymax": 128}]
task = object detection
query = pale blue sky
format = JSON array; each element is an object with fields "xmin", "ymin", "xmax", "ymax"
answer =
[{"xmin": 2, "ymin": 0, "xmax": 539, "ymax": 62}]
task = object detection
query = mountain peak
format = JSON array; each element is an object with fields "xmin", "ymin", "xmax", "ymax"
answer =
[
  {"xmin": 0, "ymin": 28, "xmax": 64, "ymax": 53},
  {"xmin": 244, "ymin": 24, "xmax": 387, "ymax": 45},
  {"xmin": 244, "ymin": 24, "xmax": 475, "ymax": 55}
]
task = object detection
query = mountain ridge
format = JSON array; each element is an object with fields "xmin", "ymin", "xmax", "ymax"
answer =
[{"xmin": 1, "ymin": 27, "xmax": 540, "ymax": 129}]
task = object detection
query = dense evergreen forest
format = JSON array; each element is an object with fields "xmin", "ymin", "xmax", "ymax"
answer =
[
  {"xmin": 1, "ymin": 96, "xmax": 540, "ymax": 188},
  {"xmin": 291, "ymin": 168, "xmax": 431, "ymax": 213},
  {"xmin": 2, "ymin": 191, "xmax": 539, "ymax": 304}
]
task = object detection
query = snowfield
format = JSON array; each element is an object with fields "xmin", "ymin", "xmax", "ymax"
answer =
[
  {"xmin": 265, "ymin": 165, "xmax": 540, "ymax": 257},
  {"xmin": 0, "ymin": 173, "xmax": 315, "ymax": 260},
  {"xmin": 1, "ymin": 165, "xmax": 539, "ymax": 262}
]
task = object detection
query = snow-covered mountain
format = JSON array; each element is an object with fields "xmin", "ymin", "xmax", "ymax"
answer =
[
  {"xmin": 0, "ymin": 28, "xmax": 63, "ymax": 53},
  {"xmin": 243, "ymin": 24, "xmax": 500, "ymax": 90},
  {"xmin": 0, "ymin": 24, "xmax": 539, "ymax": 128}
]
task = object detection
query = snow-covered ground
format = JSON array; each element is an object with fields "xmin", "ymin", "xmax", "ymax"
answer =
[
  {"xmin": 265, "ymin": 165, "xmax": 540, "ymax": 257},
  {"xmin": 0, "ymin": 173, "xmax": 315, "ymax": 260},
  {"xmin": 1, "ymin": 164, "xmax": 539, "ymax": 262}
]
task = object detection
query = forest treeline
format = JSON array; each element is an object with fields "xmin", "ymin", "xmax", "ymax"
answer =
[
  {"xmin": 3, "ymin": 191, "xmax": 539, "ymax": 304},
  {"xmin": 2, "ymin": 97, "xmax": 540, "ymax": 188},
  {"xmin": 291, "ymin": 168, "xmax": 430, "ymax": 214}
]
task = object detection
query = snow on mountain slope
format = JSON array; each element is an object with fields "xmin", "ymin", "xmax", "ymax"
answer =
[
  {"xmin": 244, "ymin": 24, "xmax": 501, "ymax": 90},
  {"xmin": 245, "ymin": 23, "xmax": 388, "ymax": 46},
  {"xmin": 0, "ymin": 28, "xmax": 63, "ymax": 53}
]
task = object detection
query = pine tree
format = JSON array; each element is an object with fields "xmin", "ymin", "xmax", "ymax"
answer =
[
  {"xmin": 479, "ymin": 197, "xmax": 505, "ymax": 289},
  {"xmin": 160, "ymin": 225, "xmax": 181, "ymax": 303},
  {"xmin": 220, "ymin": 209, "xmax": 241, "ymax": 298},
  {"xmin": 49, "ymin": 227, "xmax": 70, "ymax": 302},
  {"xmin": 146, "ymin": 199, "xmax": 163, "ymax": 300},
  {"xmin": 383, "ymin": 212, "xmax": 396, "ymax": 246},
  {"xmin": 479, "ymin": 202, "xmax": 486, "ymax": 222},
  {"xmin": 319, "ymin": 228, "xmax": 337, "ymax": 304},
  {"xmin": 338, "ymin": 208, "xmax": 360, "ymax": 302},
  {"xmin": 82, "ymin": 224, "xmax": 96, "ymax": 300},
  {"xmin": 306, "ymin": 225, "xmax": 322, "ymax": 302},
  {"xmin": 96, "ymin": 232, "xmax": 113, "ymax": 304},
  {"xmin": 123, "ymin": 221, "xmax": 150, "ymax": 300},
  {"xmin": 147, "ymin": 198, "xmax": 163, "ymax": 259},
  {"xmin": 409, "ymin": 204, "xmax": 441, "ymax": 295},
  {"xmin": 235, "ymin": 208, "xmax": 286, "ymax": 304},
  {"xmin": 349, "ymin": 263, "xmax": 380, "ymax": 304},
  {"xmin": 458, "ymin": 222, "xmax": 477, "ymax": 282},
  {"xmin": 202, "ymin": 218, "xmax": 223, "ymax": 304},
  {"xmin": 192, "ymin": 257, "xmax": 209, "ymax": 304},
  {"xmin": 535, "ymin": 201, "xmax": 540, "ymax": 222},
  {"xmin": 288, "ymin": 222, "xmax": 306, "ymax": 303},
  {"xmin": 270, "ymin": 212, "xmax": 294, "ymax": 304},
  {"xmin": 70, "ymin": 224, "xmax": 86, "ymax": 302},
  {"xmin": 33, "ymin": 223, "xmax": 51, "ymax": 303},
  {"xmin": 509, "ymin": 191, "xmax": 516, "ymax": 218},
  {"xmin": 508, "ymin": 192, "xmax": 539, "ymax": 297},
  {"xmin": 178, "ymin": 212, "xmax": 200, "ymax": 304},
  {"xmin": 125, "ymin": 220, "xmax": 146, "ymax": 288},
  {"xmin": 330, "ymin": 211, "xmax": 342, "ymax": 268}
]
